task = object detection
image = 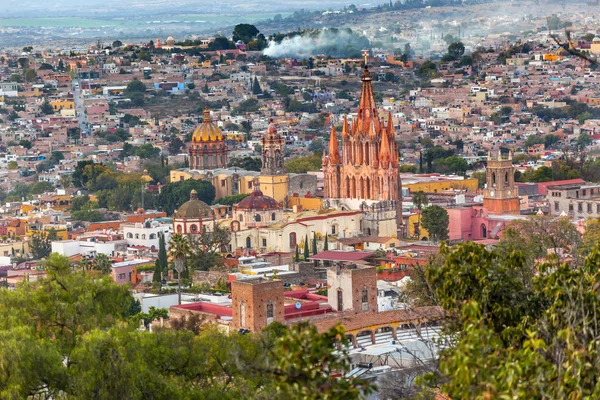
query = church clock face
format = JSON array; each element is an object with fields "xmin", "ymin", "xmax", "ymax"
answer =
[
  {"xmin": 508, "ymin": 190, "xmax": 512, "ymax": 196},
  {"xmin": 490, "ymin": 190, "xmax": 495, "ymax": 197}
]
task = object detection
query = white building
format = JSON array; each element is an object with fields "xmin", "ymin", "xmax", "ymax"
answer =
[
  {"xmin": 122, "ymin": 220, "xmax": 171, "ymax": 250},
  {"xmin": 51, "ymin": 239, "xmax": 128, "ymax": 257}
]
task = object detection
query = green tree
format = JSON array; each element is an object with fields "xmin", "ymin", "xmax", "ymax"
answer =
[
  {"xmin": 30, "ymin": 181, "xmax": 54, "ymax": 195},
  {"xmin": 188, "ymin": 225, "xmax": 230, "ymax": 271},
  {"xmin": 421, "ymin": 205, "xmax": 449, "ymax": 243},
  {"xmin": 312, "ymin": 232, "xmax": 318, "ymax": 255},
  {"xmin": 40, "ymin": 100, "xmax": 54, "ymax": 115},
  {"xmin": 412, "ymin": 191, "xmax": 429, "ymax": 237},
  {"xmin": 91, "ymin": 253, "xmax": 113, "ymax": 275},
  {"xmin": 157, "ymin": 232, "xmax": 168, "ymax": 278},
  {"xmin": 154, "ymin": 179, "xmax": 216, "ymax": 215},
  {"xmin": 232, "ymin": 24, "xmax": 260, "ymax": 43},
  {"xmin": 213, "ymin": 193, "xmax": 250, "ymax": 206},
  {"xmin": 169, "ymin": 234, "xmax": 191, "ymax": 304},
  {"xmin": 577, "ymin": 132, "xmax": 593, "ymax": 150},
  {"xmin": 29, "ymin": 229, "xmax": 58, "ymax": 259},
  {"xmin": 304, "ymin": 235, "xmax": 310, "ymax": 260},
  {"xmin": 295, "ymin": 245, "xmax": 300, "ymax": 262},
  {"xmin": 285, "ymin": 153, "xmax": 322, "ymax": 173}
]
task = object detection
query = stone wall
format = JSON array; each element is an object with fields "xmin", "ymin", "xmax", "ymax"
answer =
[
  {"xmin": 288, "ymin": 174, "xmax": 318, "ymax": 197},
  {"xmin": 192, "ymin": 270, "xmax": 229, "ymax": 286}
]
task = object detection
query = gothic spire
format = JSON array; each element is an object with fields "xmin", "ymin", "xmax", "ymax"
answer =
[
  {"xmin": 327, "ymin": 125, "xmax": 340, "ymax": 164},
  {"xmin": 379, "ymin": 124, "xmax": 391, "ymax": 168}
]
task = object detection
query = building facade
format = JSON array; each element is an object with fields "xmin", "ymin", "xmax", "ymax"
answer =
[
  {"xmin": 322, "ymin": 64, "xmax": 400, "ymax": 202},
  {"xmin": 547, "ymin": 183, "xmax": 600, "ymax": 221},
  {"xmin": 259, "ymin": 121, "xmax": 288, "ymax": 203}
]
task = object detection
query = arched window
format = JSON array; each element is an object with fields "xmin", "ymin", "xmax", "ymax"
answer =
[
  {"xmin": 127, "ymin": 232, "xmax": 133, "ymax": 239},
  {"xmin": 190, "ymin": 225, "xmax": 198, "ymax": 233},
  {"xmin": 481, "ymin": 224, "xmax": 487, "ymax": 238},
  {"xmin": 266, "ymin": 303, "xmax": 274, "ymax": 321},
  {"xmin": 149, "ymin": 233, "xmax": 156, "ymax": 239},
  {"xmin": 337, "ymin": 289, "xmax": 343, "ymax": 312},
  {"xmin": 492, "ymin": 172, "xmax": 496, "ymax": 187},
  {"xmin": 135, "ymin": 233, "xmax": 139, "ymax": 239},
  {"xmin": 254, "ymin": 214, "xmax": 261, "ymax": 222},
  {"xmin": 289, "ymin": 232, "xmax": 297, "ymax": 247},
  {"xmin": 141, "ymin": 234, "xmax": 146, "ymax": 240},
  {"xmin": 177, "ymin": 225, "xmax": 183, "ymax": 233},
  {"xmin": 239, "ymin": 214, "xmax": 243, "ymax": 222},
  {"xmin": 361, "ymin": 288, "xmax": 369, "ymax": 311},
  {"xmin": 332, "ymin": 224, "xmax": 338, "ymax": 235},
  {"xmin": 271, "ymin": 212, "xmax": 276, "ymax": 221},
  {"xmin": 505, "ymin": 171, "xmax": 509, "ymax": 184},
  {"xmin": 246, "ymin": 237, "xmax": 252, "ymax": 248}
]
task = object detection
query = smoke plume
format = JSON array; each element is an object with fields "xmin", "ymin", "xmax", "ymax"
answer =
[{"xmin": 263, "ymin": 28, "xmax": 370, "ymax": 59}]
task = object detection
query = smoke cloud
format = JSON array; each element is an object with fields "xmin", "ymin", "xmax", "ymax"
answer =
[{"xmin": 263, "ymin": 28, "xmax": 370, "ymax": 59}]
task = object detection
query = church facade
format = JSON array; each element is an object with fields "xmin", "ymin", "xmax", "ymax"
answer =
[{"xmin": 322, "ymin": 61, "xmax": 404, "ymax": 238}]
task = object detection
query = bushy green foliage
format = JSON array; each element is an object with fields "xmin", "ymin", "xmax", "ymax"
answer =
[{"xmin": 155, "ymin": 179, "xmax": 216, "ymax": 216}]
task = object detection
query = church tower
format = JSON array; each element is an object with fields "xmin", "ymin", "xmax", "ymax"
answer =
[
  {"xmin": 322, "ymin": 60, "xmax": 401, "ymax": 202},
  {"xmin": 483, "ymin": 152, "xmax": 520, "ymax": 215},
  {"xmin": 258, "ymin": 120, "xmax": 288, "ymax": 203},
  {"xmin": 189, "ymin": 109, "xmax": 228, "ymax": 170}
]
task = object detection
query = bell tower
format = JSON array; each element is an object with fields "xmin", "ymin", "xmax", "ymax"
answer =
[
  {"xmin": 258, "ymin": 120, "xmax": 288, "ymax": 203},
  {"xmin": 483, "ymin": 152, "xmax": 520, "ymax": 215}
]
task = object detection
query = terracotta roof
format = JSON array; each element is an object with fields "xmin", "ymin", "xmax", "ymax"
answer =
[{"xmin": 235, "ymin": 188, "xmax": 278, "ymax": 211}]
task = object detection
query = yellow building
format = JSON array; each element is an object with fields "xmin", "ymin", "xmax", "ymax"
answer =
[
  {"xmin": 406, "ymin": 213, "xmax": 430, "ymax": 239},
  {"xmin": 258, "ymin": 174, "xmax": 288, "ymax": 204},
  {"xmin": 403, "ymin": 177, "xmax": 478, "ymax": 194},
  {"xmin": 169, "ymin": 169, "xmax": 257, "ymax": 201},
  {"xmin": 50, "ymin": 100, "xmax": 75, "ymax": 112},
  {"xmin": 287, "ymin": 196, "xmax": 322, "ymax": 211}
]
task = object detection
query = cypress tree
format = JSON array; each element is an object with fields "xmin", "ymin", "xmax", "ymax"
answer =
[
  {"xmin": 419, "ymin": 151, "xmax": 423, "ymax": 173},
  {"xmin": 324, "ymin": 235, "xmax": 328, "ymax": 251},
  {"xmin": 252, "ymin": 77, "xmax": 262, "ymax": 95},
  {"xmin": 303, "ymin": 235, "xmax": 309, "ymax": 260},
  {"xmin": 152, "ymin": 260, "xmax": 162, "ymax": 283},
  {"xmin": 158, "ymin": 233, "xmax": 168, "ymax": 276},
  {"xmin": 295, "ymin": 245, "xmax": 300, "ymax": 262},
  {"xmin": 312, "ymin": 232, "xmax": 317, "ymax": 255}
]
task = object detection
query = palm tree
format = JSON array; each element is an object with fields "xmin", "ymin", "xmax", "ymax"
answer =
[
  {"xmin": 91, "ymin": 253, "xmax": 112, "ymax": 275},
  {"xmin": 412, "ymin": 191, "xmax": 429, "ymax": 238},
  {"xmin": 169, "ymin": 234, "xmax": 191, "ymax": 304}
]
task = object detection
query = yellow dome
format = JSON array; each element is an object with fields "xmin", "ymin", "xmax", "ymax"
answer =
[{"xmin": 192, "ymin": 109, "xmax": 224, "ymax": 142}]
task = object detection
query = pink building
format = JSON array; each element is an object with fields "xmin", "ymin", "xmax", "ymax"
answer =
[{"xmin": 111, "ymin": 259, "xmax": 152, "ymax": 285}]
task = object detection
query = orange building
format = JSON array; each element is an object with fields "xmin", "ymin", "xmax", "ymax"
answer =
[{"xmin": 482, "ymin": 152, "xmax": 520, "ymax": 215}]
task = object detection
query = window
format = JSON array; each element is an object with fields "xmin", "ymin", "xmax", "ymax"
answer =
[
  {"xmin": 118, "ymin": 273, "xmax": 126, "ymax": 279},
  {"xmin": 240, "ymin": 301, "xmax": 246, "ymax": 327},
  {"xmin": 332, "ymin": 224, "xmax": 337, "ymax": 235},
  {"xmin": 266, "ymin": 303, "xmax": 274, "ymax": 321},
  {"xmin": 588, "ymin": 203, "xmax": 593, "ymax": 213},
  {"xmin": 597, "ymin": 204, "xmax": 600, "ymax": 214},
  {"xmin": 289, "ymin": 232, "xmax": 297, "ymax": 247},
  {"xmin": 149, "ymin": 233, "xmax": 156, "ymax": 239},
  {"xmin": 141, "ymin": 234, "xmax": 146, "ymax": 240},
  {"xmin": 555, "ymin": 202, "xmax": 559, "ymax": 212},
  {"xmin": 190, "ymin": 225, "xmax": 198, "ymax": 233},
  {"xmin": 569, "ymin": 204, "xmax": 573, "ymax": 212},
  {"xmin": 271, "ymin": 213, "xmax": 276, "ymax": 221},
  {"xmin": 248, "ymin": 181, "xmax": 252, "ymax": 189},
  {"xmin": 127, "ymin": 232, "xmax": 133, "ymax": 238},
  {"xmin": 584, "ymin": 189, "xmax": 588, "ymax": 196},
  {"xmin": 221, "ymin": 180, "xmax": 226, "ymax": 187},
  {"xmin": 262, "ymin": 238, "xmax": 267, "ymax": 247},
  {"xmin": 177, "ymin": 225, "xmax": 183, "ymax": 233},
  {"xmin": 239, "ymin": 214, "xmax": 243, "ymax": 222},
  {"xmin": 135, "ymin": 233, "xmax": 140, "ymax": 239},
  {"xmin": 254, "ymin": 214, "xmax": 261, "ymax": 222},
  {"xmin": 361, "ymin": 288, "xmax": 369, "ymax": 311},
  {"xmin": 578, "ymin": 203, "xmax": 583, "ymax": 212},
  {"xmin": 337, "ymin": 289, "xmax": 343, "ymax": 312}
]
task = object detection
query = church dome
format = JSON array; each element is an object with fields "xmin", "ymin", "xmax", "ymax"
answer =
[
  {"xmin": 593, "ymin": 36, "xmax": 600, "ymax": 43},
  {"xmin": 192, "ymin": 110, "xmax": 224, "ymax": 142},
  {"xmin": 236, "ymin": 188, "xmax": 279, "ymax": 211},
  {"xmin": 173, "ymin": 190, "xmax": 213, "ymax": 218}
]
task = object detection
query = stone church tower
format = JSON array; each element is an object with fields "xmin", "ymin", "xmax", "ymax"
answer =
[
  {"xmin": 189, "ymin": 109, "xmax": 228, "ymax": 170},
  {"xmin": 258, "ymin": 120, "xmax": 288, "ymax": 203},
  {"xmin": 322, "ymin": 64, "xmax": 400, "ymax": 202},
  {"xmin": 483, "ymin": 152, "xmax": 520, "ymax": 215}
]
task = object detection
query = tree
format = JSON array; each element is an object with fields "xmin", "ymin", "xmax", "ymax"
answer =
[
  {"xmin": 308, "ymin": 138, "xmax": 324, "ymax": 153},
  {"xmin": 19, "ymin": 139, "xmax": 32, "ymax": 149},
  {"xmin": 420, "ymin": 242, "xmax": 600, "ymax": 400},
  {"xmin": 91, "ymin": 253, "xmax": 113, "ymax": 275},
  {"xmin": 252, "ymin": 77, "xmax": 262, "ymax": 95},
  {"xmin": 577, "ymin": 132, "xmax": 593, "ymax": 150},
  {"xmin": 412, "ymin": 191, "xmax": 429, "ymax": 237},
  {"xmin": 285, "ymin": 153, "xmax": 322, "ymax": 173},
  {"xmin": 471, "ymin": 171, "xmax": 486, "ymax": 189},
  {"xmin": 324, "ymin": 235, "xmax": 328, "ymax": 251},
  {"xmin": 497, "ymin": 215, "xmax": 582, "ymax": 266},
  {"xmin": 157, "ymin": 232, "xmax": 168, "ymax": 279},
  {"xmin": 169, "ymin": 234, "xmax": 191, "ymax": 304},
  {"xmin": 112, "ymin": 40, "xmax": 123, "ymax": 48},
  {"xmin": 30, "ymin": 181, "xmax": 54, "ymax": 195},
  {"xmin": 213, "ymin": 193, "xmax": 249, "ymax": 206},
  {"xmin": 71, "ymin": 195, "xmax": 90, "ymax": 211},
  {"xmin": 124, "ymin": 79, "xmax": 146, "ymax": 94},
  {"xmin": 29, "ymin": 229, "xmax": 58, "ymax": 259},
  {"xmin": 154, "ymin": 180, "xmax": 216, "ymax": 215},
  {"xmin": 295, "ymin": 245, "xmax": 300, "ymax": 262},
  {"xmin": 0, "ymin": 253, "xmax": 373, "ymax": 398},
  {"xmin": 312, "ymin": 232, "xmax": 318, "ymax": 255},
  {"xmin": 233, "ymin": 24, "xmax": 260, "ymax": 43},
  {"xmin": 304, "ymin": 235, "xmax": 310, "ymax": 260},
  {"xmin": 524, "ymin": 134, "xmax": 544, "ymax": 148},
  {"xmin": 188, "ymin": 225, "xmax": 231, "ymax": 271},
  {"xmin": 167, "ymin": 134, "xmax": 185, "ymax": 155},
  {"xmin": 447, "ymin": 42, "xmax": 465, "ymax": 60},
  {"xmin": 421, "ymin": 205, "xmax": 449, "ymax": 243}
]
